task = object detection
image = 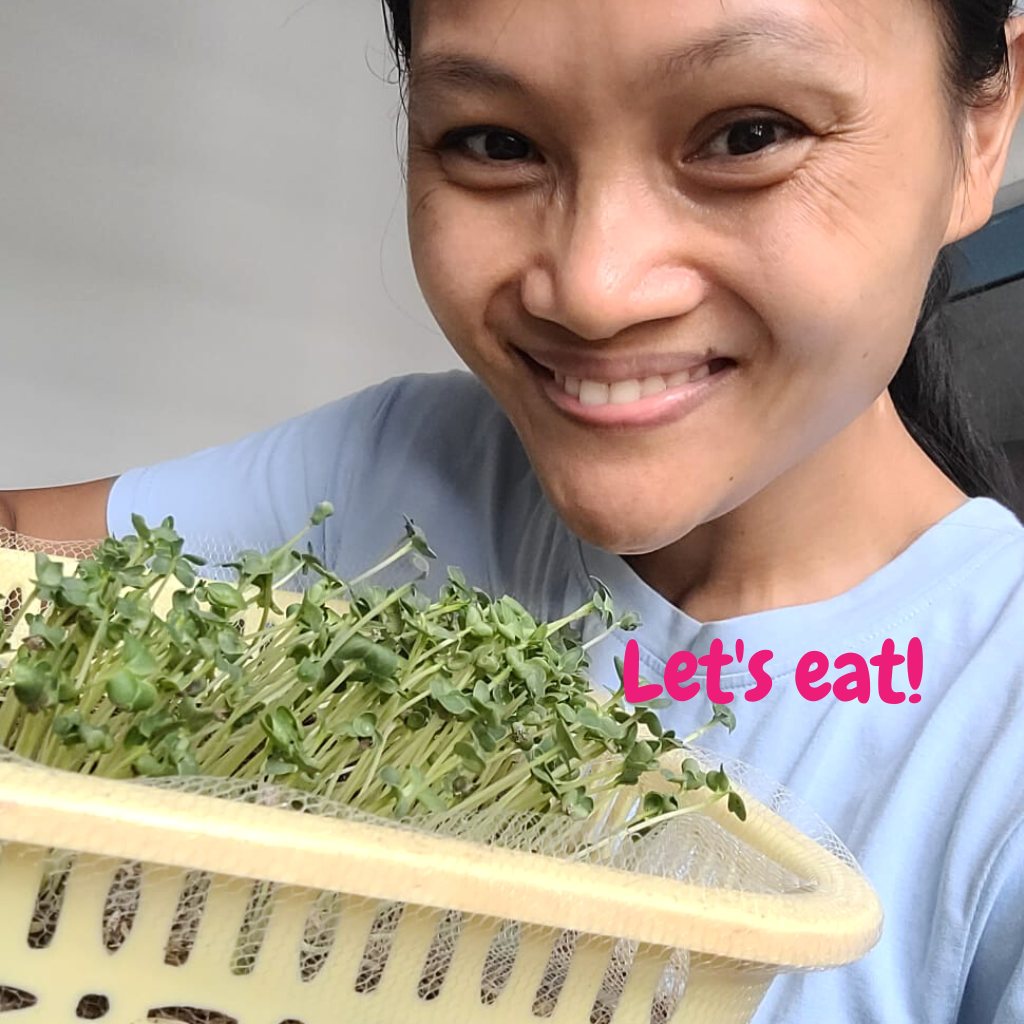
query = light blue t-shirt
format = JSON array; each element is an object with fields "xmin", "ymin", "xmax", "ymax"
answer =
[{"xmin": 108, "ymin": 370, "xmax": 1024, "ymax": 1024}]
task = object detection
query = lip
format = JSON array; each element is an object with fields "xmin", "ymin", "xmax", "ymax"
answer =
[{"xmin": 518, "ymin": 350, "xmax": 737, "ymax": 429}]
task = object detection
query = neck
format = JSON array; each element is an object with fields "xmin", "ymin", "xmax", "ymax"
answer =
[{"xmin": 627, "ymin": 393, "xmax": 968, "ymax": 622}]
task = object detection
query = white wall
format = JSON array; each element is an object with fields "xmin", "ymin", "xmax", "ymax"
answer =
[
  {"xmin": 1, "ymin": 0, "xmax": 459, "ymax": 488},
  {"xmin": 2, "ymin": 2, "xmax": 1023, "ymax": 488}
]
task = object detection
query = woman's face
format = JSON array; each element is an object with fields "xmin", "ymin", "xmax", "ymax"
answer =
[{"xmin": 404, "ymin": 0, "xmax": 978, "ymax": 554}]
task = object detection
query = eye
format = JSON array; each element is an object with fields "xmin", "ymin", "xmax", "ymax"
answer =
[
  {"xmin": 696, "ymin": 116, "xmax": 808, "ymax": 160},
  {"xmin": 439, "ymin": 127, "xmax": 537, "ymax": 164}
]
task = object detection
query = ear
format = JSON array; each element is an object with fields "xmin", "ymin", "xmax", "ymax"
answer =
[{"xmin": 944, "ymin": 15, "xmax": 1024, "ymax": 244}]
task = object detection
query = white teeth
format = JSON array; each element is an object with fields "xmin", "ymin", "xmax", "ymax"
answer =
[
  {"xmin": 554, "ymin": 363, "xmax": 717, "ymax": 405},
  {"xmin": 609, "ymin": 379, "xmax": 642, "ymax": 405},
  {"xmin": 578, "ymin": 380, "xmax": 611, "ymax": 406}
]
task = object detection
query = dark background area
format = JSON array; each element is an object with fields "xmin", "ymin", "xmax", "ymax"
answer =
[{"xmin": 947, "ymin": 205, "xmax": 1024, "ymax": 517}]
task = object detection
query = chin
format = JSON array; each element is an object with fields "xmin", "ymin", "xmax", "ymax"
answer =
[
  {"xmin": 545, "ymin": 483, "xmax": 699, "ymax": 556},
  {"xmin": 571, "ymin": 517, "xmax": 691, "ymax": 557},
  {"xmin": 527, "ymin": 450, "xmax": 694, "ymax": 554}
]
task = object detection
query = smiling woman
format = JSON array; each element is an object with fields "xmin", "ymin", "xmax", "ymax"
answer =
[
  {"xmin": 3, "ymin": 1, "xmax": 1024, "ymax": 1022},
  {"xmin": 397, "ymin": 0, "xmax": 1020, "ymax": 567}
]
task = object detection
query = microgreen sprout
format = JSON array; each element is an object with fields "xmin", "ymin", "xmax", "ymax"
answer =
[{"xmin": 0, "ymin": 508, "xmax": 745, "ymax": 847}]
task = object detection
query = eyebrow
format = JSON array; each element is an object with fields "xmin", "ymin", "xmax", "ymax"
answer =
[
  {"xmin": 410, "ymin": 16, "xmax": 845, "ymax": 99},
  {"xmin": 410, "ymin": 53, "xmax": 529, "ymax": 99},
  {"xmin": 649, "ymin": 20, "xmax": 842, "ymax": 84}
]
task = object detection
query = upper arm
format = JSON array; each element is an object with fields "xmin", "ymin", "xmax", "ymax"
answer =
[{"xmin": 0, "ymin": 478, "xmax": 116, "ymax": 542}]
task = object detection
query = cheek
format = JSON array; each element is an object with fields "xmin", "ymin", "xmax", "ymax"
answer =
[
  {"xmin": 735, "ymin": 150, "xmax": 944, "ymax": 404},
  {"xmin": 408, "ymin": 172, "xmax": 527, "ymax": 361},
  {"xmin": 408, "ymin": 184, "xmax": 465, "ymax": 331}
]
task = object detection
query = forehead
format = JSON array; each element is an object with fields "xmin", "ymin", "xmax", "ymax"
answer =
[{"xmin": 408, "ymin": 0, "xmax": 939, "ymax": 90}]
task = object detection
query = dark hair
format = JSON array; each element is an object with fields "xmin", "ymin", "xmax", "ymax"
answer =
[{"xmin": 380, "ymin": 0, "xmax": 1020, "ymax": 506}]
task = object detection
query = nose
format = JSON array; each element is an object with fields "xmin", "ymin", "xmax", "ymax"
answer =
[{"xmin": 520, "ymin": 175, "xmax": 707, "ymax": 341}]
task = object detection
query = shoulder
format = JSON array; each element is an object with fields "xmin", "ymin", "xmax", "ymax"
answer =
[
  {"xmin": 317, "ymin": 372, "xmax": 565, "ymax": 594},
  {"xmin": 107, "ymin": 371, "xmax": 550, "ymax": 585},
  {"xmin": 262, "ymin": 369, "xmax": 506, "ymax": 448},
  {"xmin": 935, "ymin": 498, "xmax": 1024, "ymax": 607},
  {"xmin": 295, "ymin": 370, "xmax": 526, "ymax": 477},
  {"xmin": 364, "ymin": 368, "xmax": 504, "ymax": 420},
  {"xmin": 929, "ymin": 499, "xmax": 1024, "ymax": 729},
  {"xmin": 324, "ymin": 369, "xmax": 534, "ymax": 504},
  {"xmin": 359, "ymin": 369, "xmax": 527, "ymax": 461}
]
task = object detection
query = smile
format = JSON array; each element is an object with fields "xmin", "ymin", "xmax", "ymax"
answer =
[
  {"xmin": 552, "ymin": 364, "xmax": 721, "ymax": 406},
  {"xmin": 519, "ymin": 352, "xmax": 736, "ymax": 427}
]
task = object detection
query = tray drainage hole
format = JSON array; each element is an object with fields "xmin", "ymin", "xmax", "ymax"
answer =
[
  {"xmin": 531, "ymin": 929, "xmax": 577, "ymax": 1018},
  {"xmin": 2, "ymin": 588, "xmax": 23, "ymax": 626},
  {"xmin": 649, "ymin": 950, "xmax": 690, "ymax": 1024},
  {"xmin": 27, "ymin": 851, "xmax": 74, "ymax": 949},
  {"xmin": 354, "ymin": 902, "xmax": 404, "ymax": 994},
  {"xmin": 299, "ymin": 892, "xmax": 344, "ymax": 983},
  {"xmin": 417, "ymin": 910, "xmax": 463, "ymax": 1001},
  {"xmin": 76, "ymin": 995, "xmax": 110, "ymax": 1019},
  {"xmin": 589, "ymin": 938, "xmax": 637, "ymax": 1024},
  {"xmin": 164, "ymin": 872, "xmax": 212, "ymax": 967},
  {"xmin": 103, "ymin": 862, "xmax": 142, "ymax": 952},
  {"xmin": 147, "ymin": 1008, "xmax": 238, "ymax": 1024},
  {"xmin": 232, "ymin": 882, "xmax": 278, "ymax": 976},
  {"xmin": 480, "ymin": 920, "xmax": 520, "ymax": 1005},
  {"xmin": 0, "ymin": 986, "xmax": 38, "ymax": 1012}
]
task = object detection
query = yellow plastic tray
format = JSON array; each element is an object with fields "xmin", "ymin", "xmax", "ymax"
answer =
[{"xmin": 0, "ymin": 546, "xmax": 883, "ymax": 1024}]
